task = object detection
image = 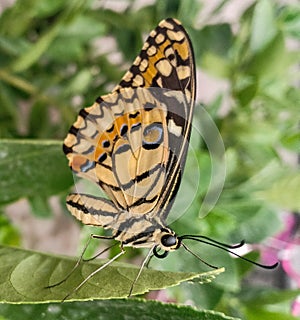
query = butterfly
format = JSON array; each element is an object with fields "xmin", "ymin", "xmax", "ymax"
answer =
[
  {"xmin": 60, "ymin": 18, "xmax": 278, "ymax": 298},
  {"xmin": 63, "ymin": 18, "xmax": 195, "ymax": 255}
]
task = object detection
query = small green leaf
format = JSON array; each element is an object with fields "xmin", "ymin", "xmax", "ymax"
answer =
[
  {"xmin": 178, "ymin": 0, "xmax": 202, "ymax": 25},
  {"xmin": 10, "ymin": 0, "xmax": 87, "ymax": 72},
  {"xmin": 258, "ymin": 171, "xmax": 300, "ymax": 211},
  {"xmin": 218, "ymin": 197, "xmax": 282, "ymax": 243},
  {"xmin": 244, "ymin": 288, "xmax": 300, "ymax": 306},
  {"xmin": 0, "ymin": 0, "xmax": 38, "ymax": 37},
  {"xmin": 193, "ymin": 24, "xmax": 233, "ymax": 59},
  {"xmin": 246, "ymin": 32, "xmax": 287, "ymax": 79},
  {"xmin": 34, "ymin": 0, "xmax": 66, "ymax": 18},
  {"xmin": 278, "ymin": 4, "xmax": 300, "ymax": 38},
  {"xmin": 280, "ymin": 130, "xmax": 300, "ymax": 152},
  {"xmin": 0, "ymin": 140, "xmax": 73, "ymax": 204},
  {"xmin": 201, "ymin": 52, "xmax": 231, "ymax": 78},
  {"xmin": 0, "ymin": 300, "xmax": 241, "ymax": 320},
  {"xmin": 233, "ymin": 75, "xmax": 258, "ymax": 106},
  {"xmin": 250, "ymin": 0, "xmax": 277, "ymax": 53},
  {"xmin": 0, "ymin": 245, "xmax": 224, "ymax": 303},
  {"xmin": 28, "ymin": 196, "xmax": 53, "ymax": 218},
  {"xmin": 0, "ymin": 214, "xmax": 20, "ymax": 246},
  {"xmin": 64, "ymin": 69, "xmax": 93, "ymax": 95},
  {"xmin": 10, "ymin": 23, "xmax": 61, "ymax": 73},
  {"xmin": 186, "ymin": 283, "xmax": 224, "ymax": 311},
  {"xmin": 245, "ymin": 307, "xmax": 299, "ymax": 320},
  {"xmin": 28, "ymin": 101, "xmax": 48, "ymax": 138}
]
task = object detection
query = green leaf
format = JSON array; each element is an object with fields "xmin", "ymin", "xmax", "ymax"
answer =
[
  {"xmin": 246, "ymin": 32, "xmax": 287, "ymax": 79},
  {"xmin": 0, "ymin": 300, "xmax": 241, "ymax": 320},
  {"xmin": 185, "ymin": 283, "xmax": 224, "ymax": 311},
  {"xmin": 10, "ymin": 22, "xmax": 61, "ymax": 73},
  {"xmin": 28, "ymin": 101, "xmax": 48, "ymax": 138},
  {"xmin": 46, "ymin": 15, "xmax": 106, "ymax": 62},
  {"xmin": 201, "ymin": 52, "xmax": 232, "ymax": 78},
  {"xmin": 0, "ymin": 0, "xmax": 38, "ymax": 37},
  {"xmin": 235, "ymin": 251, "xmax": 260, "ymax": 277},
  {"xmin": 0, "ymin": 140, "xmax": 73, "ymax": 204},
  {"xmin": 0, "ymin": 245, "xmax": 225, "ymax": 303},
  {"xmin": 244, "ymin": 288, "xmax": 300, "ymax": 306},
  {"xmin": 193, "ymin": 23, "xmax": 233, "ymax": 59},
  {"xmin": 245, "ymin": 307, "xmax": 299, "ymax": 320},
  {"xmin": 0, "ymin": 214, "xmax": 20, "ymax": 246},
  {"xmin": 279, "ymin": 5, "xmax": 300, "ymax": 38},
  {"xmin": 218, "ymin": 197, "xmax": 282, "ymax": 243},
  {"xmin": 33, "ymin": 0, "xmax": 66, "ymax": 18},
  {"xmin": 250, "ymin": 0, "xmax": 277, "ymax": 53},
  {"xmin": 28, "ymin": 195, "xmax": 53, "ymax": 218},
  {"xmin": 280, "ymin": 129, "xmax": 300, "ymax": 152},
  {"xmin": 0, "ymin": 82, "xmax": 18, "ymax": 137},
  {"xmin": 178, "ymin": 0, "xmax": 202, "ymax": 25},
  {"xmin": 257, "ymin": 171, "xmax": 300, "ymax": 211},
  {"xmin": 10, "ymin": 0, "xmax": 87, "ymax": 72},
  {"xmin": 233, "ymin": 74, "xmax": 258, "ymax": 106},
  {"xmin": 64, "ymin": 69, "xmax": 93, "ymax": 95}
]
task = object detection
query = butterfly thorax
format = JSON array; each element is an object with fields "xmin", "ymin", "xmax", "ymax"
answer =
[{"xmin": 113, "ymin": 215, "xmax": 179, "ymax": 252}]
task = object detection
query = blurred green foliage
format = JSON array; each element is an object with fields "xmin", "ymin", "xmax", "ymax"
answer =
[{"xmin": 0, "ymin": 0, "xmax": 299, "ymax": 319}]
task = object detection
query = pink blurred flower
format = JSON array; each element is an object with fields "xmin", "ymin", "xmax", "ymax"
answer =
[
  {"xmin": 292, "ymin": 297, "xmax": 300, "ymax": 317},
  {"xmin": 260, "ymin": 212, "xmax": 300, "ymax": 316}
]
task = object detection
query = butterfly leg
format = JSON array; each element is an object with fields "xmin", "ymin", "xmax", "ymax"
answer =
[
  {"xmin": 145, "ymin": 251, "xmax": 155, "ymax": 269},
  {"xmin": 82, "ymin": 234, "xmax": 119, "ymax": 262},
  {"xmin": 128, "ymin": 246, "xmax": 154, "ymax": 297},
  {"xmin": 62, "ymin": 247, "xmax": 126, "ymax": 302},
  {"xmin": 46, "ymin": 233, "xmax": 115, "ymax": 289}
]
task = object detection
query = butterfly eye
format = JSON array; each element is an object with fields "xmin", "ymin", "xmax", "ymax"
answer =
[
  {"xmin": 161, "ymin": 234, "xmax": 177, "ymax": 248},
  {"xmin": 153, "ymin": 233, "xmax": 179, "ymax": 259}
]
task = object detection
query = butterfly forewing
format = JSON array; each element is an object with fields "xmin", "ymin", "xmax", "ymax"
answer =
[
  {"xmin": 114, "ymin": 18, "xmax": 195, "ymax": 99},
  {"xmin": 114, "ymin": 18, "xmax": 196, "ymax": 219},
  {"xmin": 63, "ymin": 18, "xmax": 195, "ymax": 242}
]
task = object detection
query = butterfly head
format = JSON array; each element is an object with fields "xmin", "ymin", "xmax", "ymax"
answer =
[{"xmin": 153, "ymin": 228, "xmax": 181, "ymax": 258}]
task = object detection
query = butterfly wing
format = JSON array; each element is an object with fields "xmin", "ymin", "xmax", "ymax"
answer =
[
  {"xmin": 63, "ymin": 18, "xmax": 195, "ymax": 224},
  {"xmin": 115, "ymin": 18, "xmax": 196, "ymax": 219},
  {"xmin": 66, "ymin": 193, "xmax": 119, "ymax": 228},
  {"xmin": 114, "ymin": 18, "xmax": 195, "ymax": 98},
  {"xmin": 64, "ymin": 87, "xmax": 170, "ymax": 213}
]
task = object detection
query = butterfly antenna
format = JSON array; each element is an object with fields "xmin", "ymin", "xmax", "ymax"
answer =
[
  {"xmin": 181, "ymin": 242, "xmax": 219, "ymax": 269},
  {"xmin": 179, "ymin": 235, "xmax": 279, "ymax": 269}
]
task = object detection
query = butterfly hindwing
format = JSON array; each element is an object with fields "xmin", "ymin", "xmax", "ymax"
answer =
[{"xmin": 66, "ymin": 193, "xmax": 119, "ymax": 228}]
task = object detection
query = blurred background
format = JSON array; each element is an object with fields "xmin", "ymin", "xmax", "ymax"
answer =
[{"xmin": 0, "ymin": 0, "xmax": 299, "ymax": 319}]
